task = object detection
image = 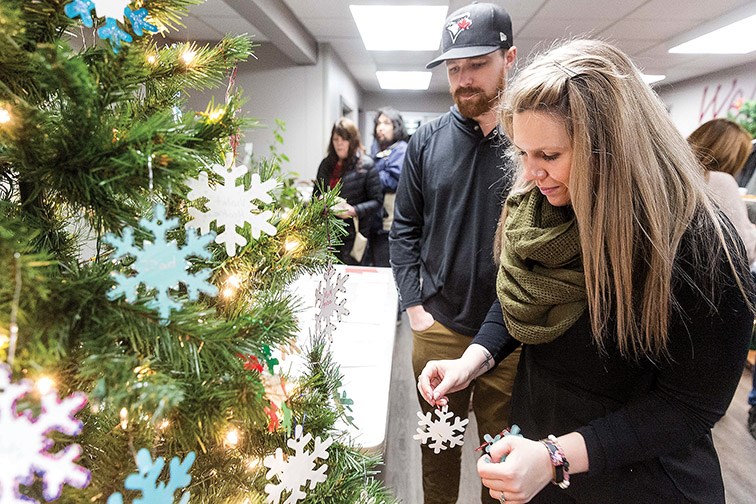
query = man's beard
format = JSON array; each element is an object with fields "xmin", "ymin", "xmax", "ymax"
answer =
[
  {"xmin": 376, "ymin": 132, "xmax": 392, "ymax": 148},
  {"xmin": 452, "ymin": 82, "xmax": 505, "ymax": 119}
]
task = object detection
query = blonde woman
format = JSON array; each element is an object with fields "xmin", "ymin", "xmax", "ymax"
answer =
[
  {"xmin": 688, "ymin": 118, "xmax": 755, "ymax": 264},
  {"xmin": 417, "ymin": 40, "xmax": 754, "ymax": 503}
]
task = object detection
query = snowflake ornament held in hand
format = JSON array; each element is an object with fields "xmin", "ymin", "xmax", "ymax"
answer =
[
  {"xmin": 186, "ymin": 154, "xmax": 279, "ymax": 257},
  {"xmin": 413, "ymin": 405, "xmax": 469, "ymax": 454},
  {"xmin": 0, "ymin": 364, "xmax": 90, "ymax": 503},
  {"xmin": 264, "ymin": 424, "xmax": 333, "ymax": 504},
  {"xmin": 313, "ymin": 265, "xmax": 349, "ymax": 341},
  {"xmin": 107, "ymin": 448, "xmax": 196, "ymax": 504},
  {"xmin": 104, "ymin": 204, "xmax": 218, "ymax": 323},
  {"xmin": 479, "ymin": 424, "xmax": 523, "ymax": 463}
]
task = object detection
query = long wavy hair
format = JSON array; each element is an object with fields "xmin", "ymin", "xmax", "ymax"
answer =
[
  {"xmin": 373, "ymin": 107, "xmax": 409, "ymax": 145},
  {"xmin": 326, "ymin": 117, "xmax": 365, "ymax": 171},
  {"xmin": 688, "ymin": 118, "xmax": 752, "ymax": 176},
  {"xmin": 496, "ymin": 39, "xmax": 751, "ymax": 359}
]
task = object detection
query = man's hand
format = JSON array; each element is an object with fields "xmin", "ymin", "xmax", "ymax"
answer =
[{"xmin": 407, "ymin": 304, "xmax": 435, "ymax": 332}]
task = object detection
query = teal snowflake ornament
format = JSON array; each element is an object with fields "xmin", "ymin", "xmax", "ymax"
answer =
[
  {"xmin": 64, "ymin": 0, "xmax": 157, "ymax": 53},
  {"xmin": 479, "ymin": 424, "xmax": 523, "ymax": 463},
  {"xmin": 125, "ymin": 7, "xmax": 155, "ymax": 36},
  {"xmin": 97, "ymin": 17, "xmax": 132, "ymax": 50},
  {"xmin": 107, "ymin": 449, "xmax": 196, "ymax": 504},
  {"xmin": 64, "ymin": 0, "xmax": 95, "ymax": 27},
  {"xmin": 104, "ymin": 204, "xmax": 218, "ymax": 323}
]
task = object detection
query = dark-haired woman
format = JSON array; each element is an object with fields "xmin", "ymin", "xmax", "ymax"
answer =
[{"xmin": 313, "ymin": 117, "xmax": 382, "ymax": 265}]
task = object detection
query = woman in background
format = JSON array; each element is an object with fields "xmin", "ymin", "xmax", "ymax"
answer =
[
  {"xmin": 369, "ymin": 107, "xmax": 409, "ymax": 266},
  {"xmin": 688, "ymin": 118, "xmax": 755, "ymax": 264},
  {"xmin": 313, "ymin": 117, "xmax": 382, "ymax": 265},
  {"xmin": 688, "ymin": 118, "xmax": 756, "ymax": 443},
  {"xmin": 417, "ymin": 40, "xmax": 754, "ymax": 503}
]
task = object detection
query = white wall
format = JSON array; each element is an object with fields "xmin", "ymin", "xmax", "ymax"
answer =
[
  {"xmin": 323, "ymin": 45, "xmax": 361, "ymax": 129},
  {"xmin": 185, "ymin": 42, "xmax": 363, "ymax": 182},
  {"xmin": 656, "ymin": 61, "xmax": 756, "ymax": 137},
  {"xmin": 361, "ymin": 91, "xmax": 453, "ymax": 149}
]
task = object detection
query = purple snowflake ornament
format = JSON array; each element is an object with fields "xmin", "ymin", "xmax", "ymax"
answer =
[{"xmin": 0, "ymin": 364, "xmax": 90, "ymax": 503}]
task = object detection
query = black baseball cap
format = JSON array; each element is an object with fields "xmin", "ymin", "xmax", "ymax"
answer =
[{"xmin": 426, "ymin": 2, "xmax": 514, "ymax": 69}]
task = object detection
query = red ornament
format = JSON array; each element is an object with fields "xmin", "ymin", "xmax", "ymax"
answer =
[
  {"xmin": 238, "ymin": 353, "xmax": 264, "ymax": 373},
  {"xmin": 264, "ymin": 400, "xmax": 279, "ymax": 432}
]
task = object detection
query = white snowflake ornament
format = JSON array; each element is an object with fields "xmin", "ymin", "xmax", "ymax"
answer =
[
  {"xmin": 0, "ymin": 364, "xmax": 90, "ymax": 503},
  {"xmin": 107, "ymin": 448, "xmax": 195, "ymax": 504},
  {"xmin": 313, "ymin": 265, "xmax": 349, "ymax": 341},
  {"xmin": 186, "ymin": 154, "xmax": 279, "ymax": 257},
  {"xmin": 263, "ymin": 424, "xmax": 333, "ymax": 504},
  {"xmin": 413, "ymin": 405, "xmax": 469, "ymax": 454},
  {"xmin": 104, "ymin": 204, "xmax": 218, "ymax": 323},
  {"xmin": 356, "ymin": 489, "xmax": 382, "ymax": 504}
]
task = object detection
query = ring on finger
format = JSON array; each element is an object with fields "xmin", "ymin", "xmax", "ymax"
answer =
[{"xmin": 499, "ymin": 491, "xmax": 506, "ymax": 503}]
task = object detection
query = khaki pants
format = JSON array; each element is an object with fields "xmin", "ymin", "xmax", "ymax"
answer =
[{"xmin": 412, "ymin": 321, "xmax": 521, "ymax": 504}]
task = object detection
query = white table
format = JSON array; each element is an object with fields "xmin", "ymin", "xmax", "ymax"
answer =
[{"xmin": 285, "ymin": 265, "xmax": 398, "ymax": 453}]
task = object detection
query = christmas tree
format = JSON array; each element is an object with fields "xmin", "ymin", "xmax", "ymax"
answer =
[{"xmin": 0, "ymin": 1, "xmax": 394, "ymax": 502}]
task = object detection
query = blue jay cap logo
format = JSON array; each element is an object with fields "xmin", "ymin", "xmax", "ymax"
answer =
[
  {"xmin": 447, "ymin": 13, "xmax": 473, "ymax": 44},
  {"xmin": 426, "ymin": 2, "xmax": 514, "ymax": 69}
]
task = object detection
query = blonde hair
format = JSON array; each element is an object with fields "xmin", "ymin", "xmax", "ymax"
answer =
[
  {"xmin": 688, "ymin": 118, "xmax": 752, "ymax": 176},
  {"xmin": 497, "ymin": 39, "xmax": 749, "ymax": 359}
]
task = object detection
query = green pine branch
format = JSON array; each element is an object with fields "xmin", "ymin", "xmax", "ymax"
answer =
[{"xmin": 0, "ymin": 1, "xmax": 392, "ymax": 502}]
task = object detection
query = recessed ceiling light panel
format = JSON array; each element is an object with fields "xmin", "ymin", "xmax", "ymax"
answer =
[
  {"xmin": 669, "ymin": 14, "xmax": 756, "ymax": 54},
  {"xmin": 351, "ymin": 5, "xmax": 448, "ymax": 51}
]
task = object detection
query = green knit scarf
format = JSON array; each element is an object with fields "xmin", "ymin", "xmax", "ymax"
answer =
[{"xmin": 497, "ymin": 188, "xmax": 587, "ymax": 344}]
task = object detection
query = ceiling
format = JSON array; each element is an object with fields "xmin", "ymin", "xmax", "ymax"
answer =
[{"xmin": 176, "ymin": 0, "xmax": 756, "ymax": 93}]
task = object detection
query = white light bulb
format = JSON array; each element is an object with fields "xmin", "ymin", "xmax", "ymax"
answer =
[{"xmin": 36, "ymin": 376, "xmax": 55, "ymax": 395}]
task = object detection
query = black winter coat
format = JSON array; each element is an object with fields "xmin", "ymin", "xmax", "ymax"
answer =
[{"xmin": 313, "ymin": 152, "xmax": 383, "ymax": 264}]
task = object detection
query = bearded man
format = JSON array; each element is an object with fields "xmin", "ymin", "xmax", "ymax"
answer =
[{"xmin": 390, "ymin": 3, "xmax": 522, "ymax": 503}]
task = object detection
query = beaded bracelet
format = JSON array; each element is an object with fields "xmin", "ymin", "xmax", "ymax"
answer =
[{"xmin": 540, "ymin": 434, "xmax": 570, "ymax": 489}]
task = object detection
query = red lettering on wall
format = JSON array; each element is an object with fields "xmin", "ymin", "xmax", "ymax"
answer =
[{"xmin": 699, "ymin": 79, "xmax": 756, "ymax": 124}]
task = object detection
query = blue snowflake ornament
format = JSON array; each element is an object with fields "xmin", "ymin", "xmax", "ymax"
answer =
[
  {"xmin": 125, "ymin": 7, "xmax": 157, "ymax": 37},
  {"xmin": 64, "ymin": 0, "xmax": 156, "ymax": 53},
  {"xmin": 104, "ymin": 204, "xmax": 218, "ymax": 323},
  {"xmin": 63, "ymin": 0, "xmax": 95, "ymax": 28},
  {"xmin": 480, "ymin": 424, "xmax": 523, "ymax": 463},
  {"xmin": 97, "ymin": 18, "xmax": 133, "ymax": 53},
  {"xmin": 107, "ymin": 449, "xmax": 196, "ymax": 504}
]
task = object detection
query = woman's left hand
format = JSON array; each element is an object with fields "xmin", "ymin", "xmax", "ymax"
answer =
[
  {"xmin": 334, "ymin": 203, "xmax": 356, "ymax": 218},
  {"xmin": 477, "ymin": 436, "xmax": 553, "ymax": 503}
]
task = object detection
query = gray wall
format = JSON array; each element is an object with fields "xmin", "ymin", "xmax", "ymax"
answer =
[
  {"xmin": 185, "ymin": 42, "xmax": 360, "ymax": 181},
  {"xmin": 184, "ymin": 40, "xmax": 756, "ymax": 182},
  {"xmin": 655, "ymin": 61, "xmax": 756, "ymax": 136},
  {"xmin": 184, "ymin": 42, "xmax": 453, "ymax": 181}
]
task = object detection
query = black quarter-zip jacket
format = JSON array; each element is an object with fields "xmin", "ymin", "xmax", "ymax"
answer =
[{"xmin": 390, "ymin": 105, "xmax": 515, "ymax": 336}]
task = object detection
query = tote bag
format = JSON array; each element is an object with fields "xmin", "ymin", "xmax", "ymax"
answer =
[{"xmin": 350, "ymin": 216, "xmax": 368, "ymax": 262}]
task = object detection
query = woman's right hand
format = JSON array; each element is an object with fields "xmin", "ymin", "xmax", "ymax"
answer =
[
  {"xmin": 417, "ymin": 358, "xmax": 474, "ymax": 406},
  {"xmin": 417, "ymin": 344, "xmax": 493, "ymax": 407},
  {"xmin": 417, "ymin": 357, "xmax": 476, "ymax": 407}
]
